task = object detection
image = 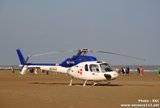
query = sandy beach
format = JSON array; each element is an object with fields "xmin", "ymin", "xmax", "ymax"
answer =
[{"xmin": 0, "ymin": 70, "xmax": 159, "ymax": 108}]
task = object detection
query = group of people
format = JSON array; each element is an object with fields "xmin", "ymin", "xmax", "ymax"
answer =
[
  {"xmin": 118, "ymin": 66, "xmax": 130, "ymax": 75},
  {"xmin": 117, "ymin": 66, "xmax": 145, "ymax": 76}
]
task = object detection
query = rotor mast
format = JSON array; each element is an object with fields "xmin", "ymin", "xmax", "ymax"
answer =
[{"xmin": 77, "ymin": 48, "xmax": 89, "ymax": 55}]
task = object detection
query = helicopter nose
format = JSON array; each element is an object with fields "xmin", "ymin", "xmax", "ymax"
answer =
[
  {"xmin": 104, "ymin": 74, "xmax": 112, "ymax": 80},
  {"xmin": 104, "ymin": 71, "xmax": 119, "ymax": 80},
  {"xmin": 112, "ymin": 71, "xmax": 119, "ymax": 79}
]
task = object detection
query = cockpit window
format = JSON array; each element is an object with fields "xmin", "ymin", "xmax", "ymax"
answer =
[
  {"xmin": 89, "ymin": 64, "xmax": 99, "ymax": 72},
  {"xmin": 100, "ymin": 63, "xmax": 112, "ymax": 72}
]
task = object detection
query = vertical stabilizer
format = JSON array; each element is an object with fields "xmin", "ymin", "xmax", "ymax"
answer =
[{"xmin": 16, "ymin": 49, "xmax": 26, "ymax": 65}]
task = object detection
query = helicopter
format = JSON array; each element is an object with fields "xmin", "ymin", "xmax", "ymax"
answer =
[{"xmin": 16, "ymin": 48, "xmax": 145, "ymax": 86}]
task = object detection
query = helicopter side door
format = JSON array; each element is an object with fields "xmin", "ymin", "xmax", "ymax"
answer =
[
  {"xmin": 89, "ymin": 64, "xmax": 99, "ymax": 73},
  {"xmin": 88, "ymin": 63, "xmax": 106, "ymax": 80},
  {"xmin": 78, "ymin": 63, "xmax": 100, "ymax": 80}
]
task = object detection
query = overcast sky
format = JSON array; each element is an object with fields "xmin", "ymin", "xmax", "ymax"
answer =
[{"xmin": 0, "ymin": 0, "xmax": 160, "ymax": 65}]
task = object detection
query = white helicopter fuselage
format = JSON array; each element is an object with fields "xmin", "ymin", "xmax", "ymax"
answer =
[
  {"xmin": 68, "ymin": 61, "xmax": 119, "ymax": 81},
  {"xmin": 30, "ymin": 61, "xmax": 119, "ymax": 82},
  {"xmin": 21, "ymin": 61, "xmax": 118, "ymax": 83}
]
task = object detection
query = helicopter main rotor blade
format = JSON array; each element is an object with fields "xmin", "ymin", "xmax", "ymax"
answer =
[
  {"xmin": 31, "ymin": 51, "xmax": 61, "ymax": 57},
  {"xmin": 30, "ymin": 50, "xmax": 75, "ymax": 58},
  {"xmin": 97, "ymin": 51, "xmax": 146, "ymax": 61}
]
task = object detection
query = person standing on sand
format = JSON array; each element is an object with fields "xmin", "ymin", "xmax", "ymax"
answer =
[
  {"xmin": 158, "ymin": 67, "xmax": 160, "ymax": 75},
  {"xmin": 137, "ymin": 67, "xmax": 140, "ymax": 75},
  {"xmin": 11, "ymin": 66, "xmax": 15, "ymax": 73},
  {"xmin": 126, "ymin": 66, "xmax": 130, "ymax": 75},
  {"xmin": 139, "ymin": 66, "xmax": 144, "ymax": 76},
  {"xmin": 121, "ymin": 67, "xmax": 125, "ymax": 75}
]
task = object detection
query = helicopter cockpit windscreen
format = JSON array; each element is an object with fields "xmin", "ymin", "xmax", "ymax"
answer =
[{"xmin": 100, "ymin": 63, "xmax": 112, "ymax": 72}]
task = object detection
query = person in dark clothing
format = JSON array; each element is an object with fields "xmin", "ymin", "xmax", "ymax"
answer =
[
  {"xmin": 137, "ymin": 67, "xmax": 140, "ymax": 75},
  {"xmin": 121, "ymin": 67, "xmax": 125, "ymax": 75},
  {"xmin": 126, "ymin": 66, "xmax": 130, "ymax": 75}
]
